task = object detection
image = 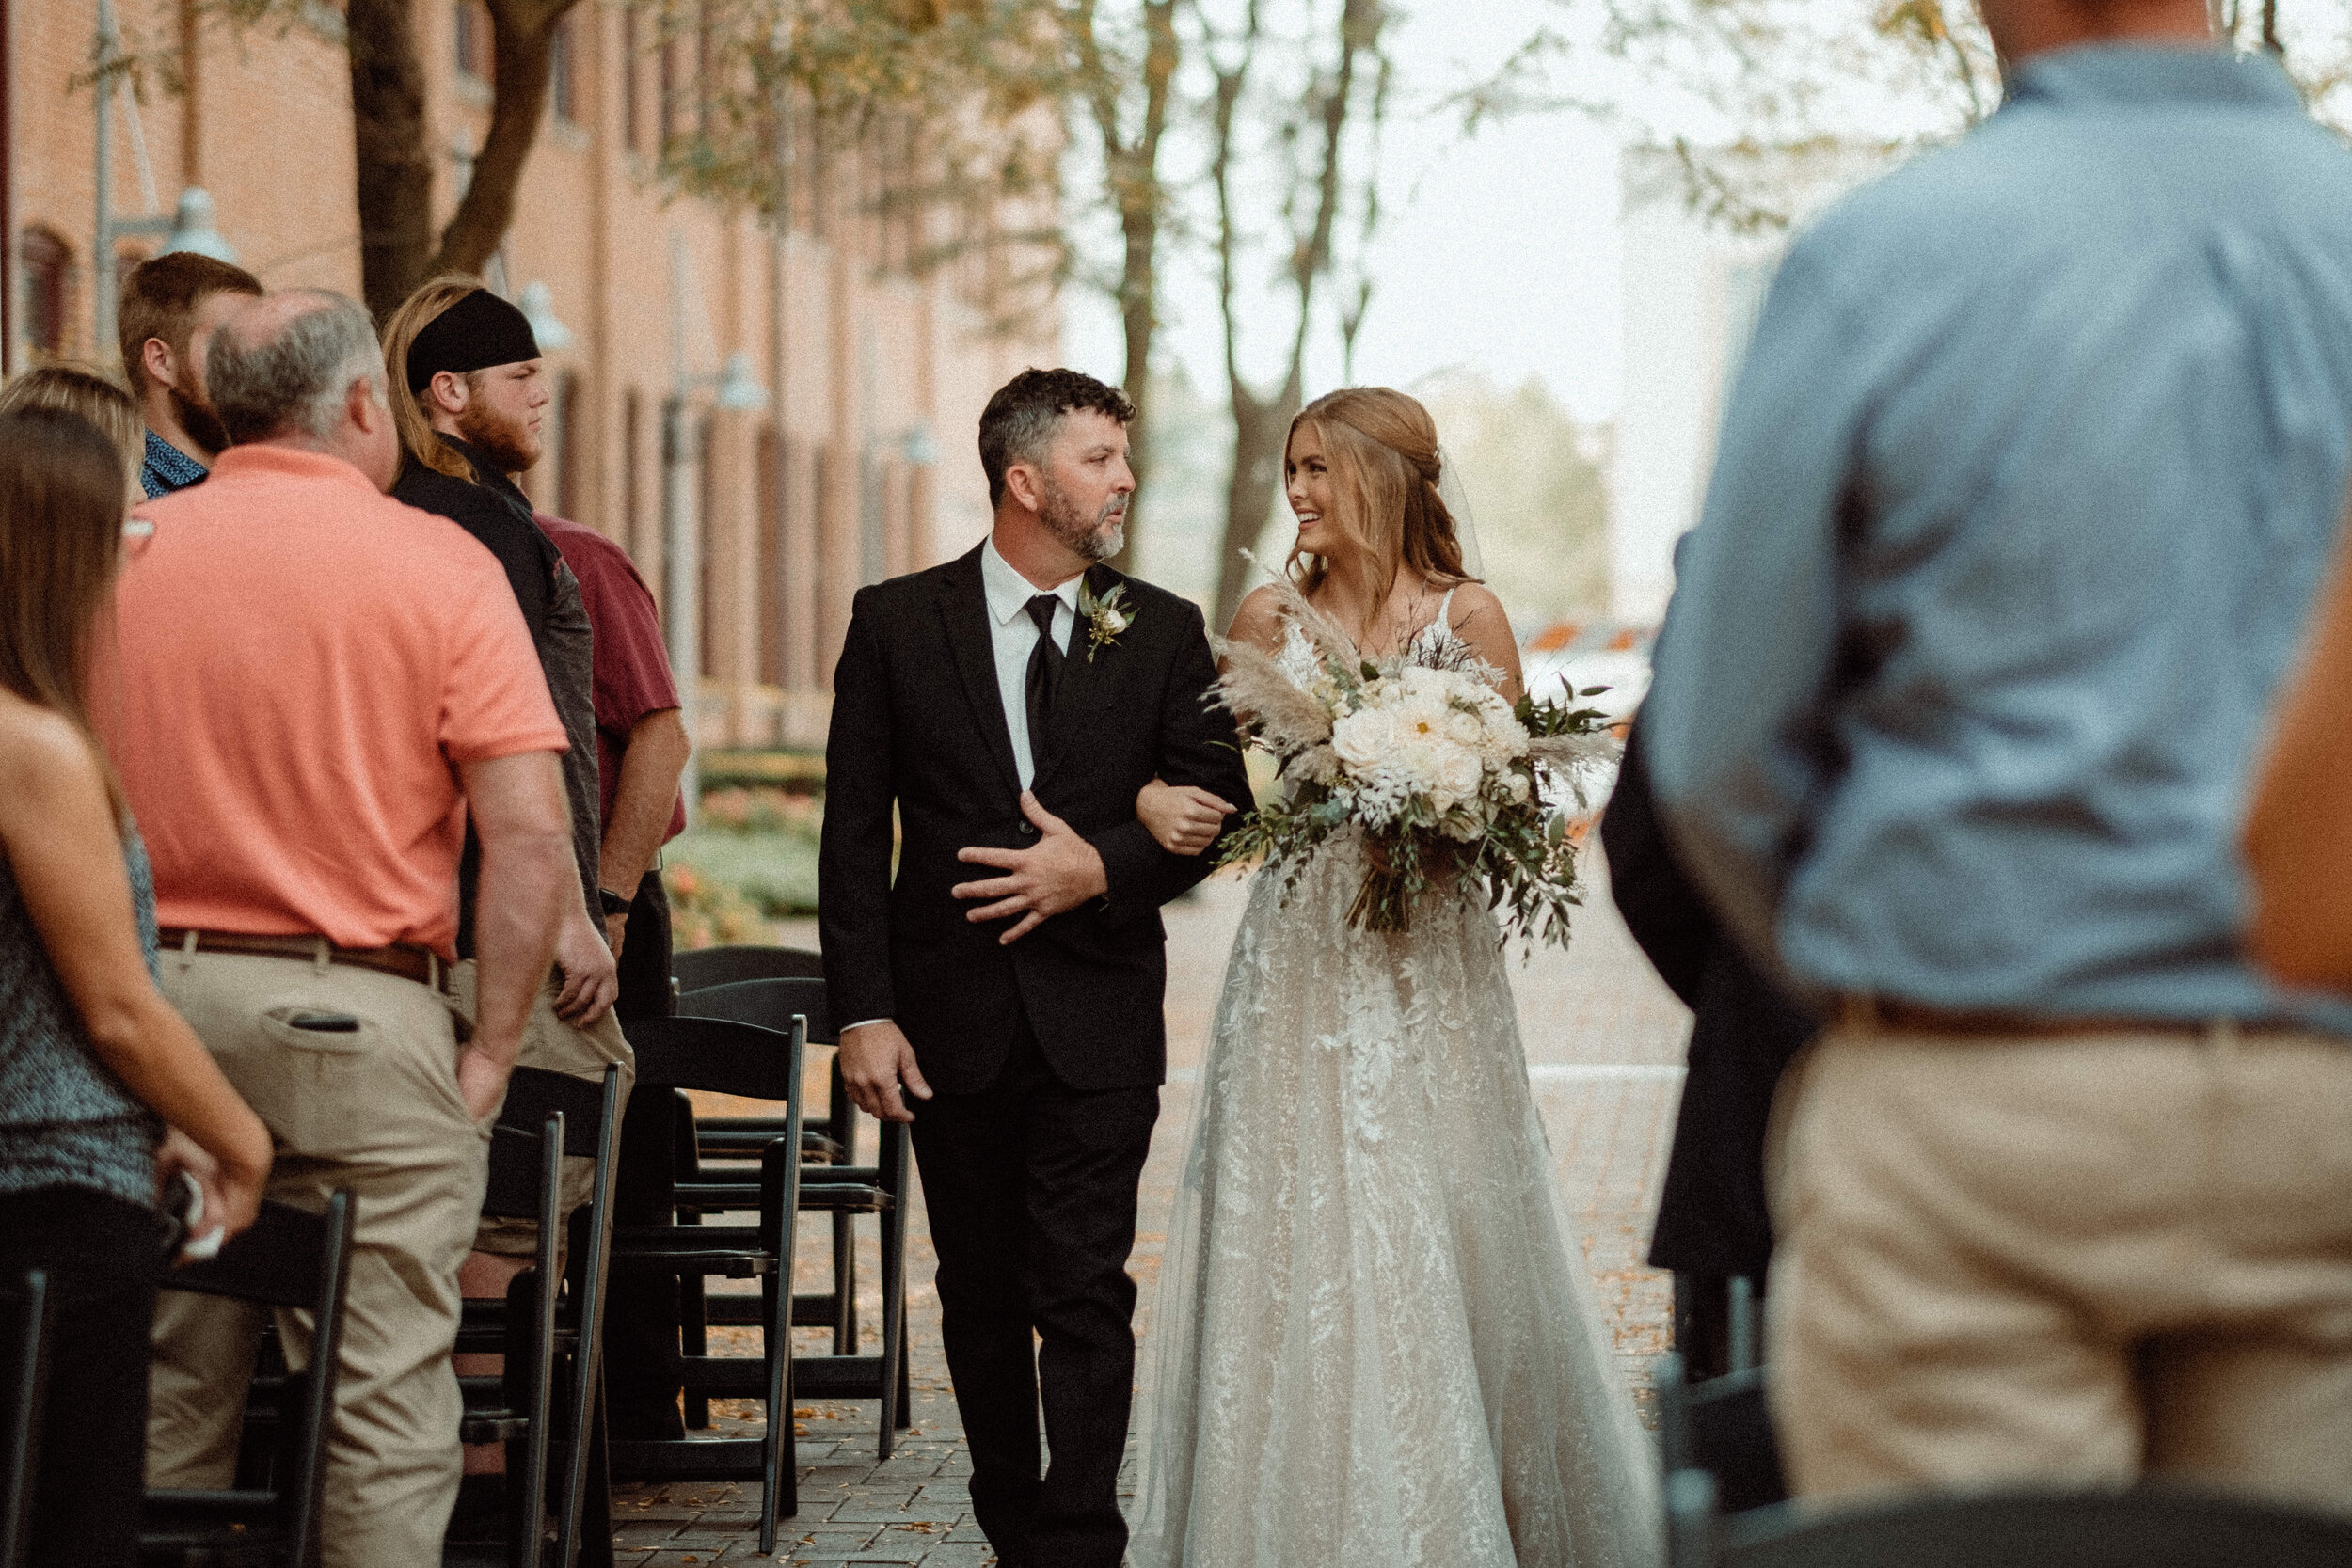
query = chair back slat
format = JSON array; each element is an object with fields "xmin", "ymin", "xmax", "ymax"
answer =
[
  {"xmin": 679, "ymin": 976, "xmax": 837, "ymax": 1045},
  {"xmin": 673, "ymin": 944, "xmax": 825, "ymax": 993},
  {"xmin": 482, "ymin": 1113, "xmax": 566, "ymax": 1222},
  {"xmin": 628, "ymin": 1015, "xmax": 804, "ymax": 1099},
  {"xmin": 163, "ymin": 1197, "xmax": 337, "ymax": 1310},
  {"xmin": 1687, "ymin": 1369, "xmax": 1784, "ymax": 1513},
  {"xmin": 285, "ymin": 1191, "xmax": 356, "ymax": 1568},
  {"xmin": 0, "ymin": 1270, "xmax": 49, "ymax": 1568},
  {"xmin": 499, "ymin": 1064, "xmax": 610, "ymax": 1156}
]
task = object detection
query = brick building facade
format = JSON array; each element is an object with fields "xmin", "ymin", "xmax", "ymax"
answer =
[{"xmin": 2, "ymin": 0, "xmax": 1056, "ymax": 748}]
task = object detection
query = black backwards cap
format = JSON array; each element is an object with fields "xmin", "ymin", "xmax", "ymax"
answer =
[{"xmin": 405, "ymin": 288, "xmax": 541, "ymax": 393}]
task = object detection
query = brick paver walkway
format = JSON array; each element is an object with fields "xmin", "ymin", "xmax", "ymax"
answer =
[{"xmin": 611, "ymin": 847, "xmax": 1692, "ymax": 1564}]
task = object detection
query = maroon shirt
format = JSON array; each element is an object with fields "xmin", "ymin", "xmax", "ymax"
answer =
[{"xmin": 537, "ymin": 513, "xmax": 687, "ymax": 843}]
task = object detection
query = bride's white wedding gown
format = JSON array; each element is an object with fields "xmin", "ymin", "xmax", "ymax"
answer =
[{"xmin": 1128, "ymin": 610, "xmax": 1661, "ymax": 1568}]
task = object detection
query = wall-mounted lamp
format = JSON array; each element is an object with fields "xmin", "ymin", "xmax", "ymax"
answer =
[{"xmin": 518, "ymin": 281, "xmax": 574, "ymax": 352}]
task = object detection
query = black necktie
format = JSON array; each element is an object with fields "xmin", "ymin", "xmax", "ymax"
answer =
[{"xmin": 1025, "ymin": 594, "xmax": 1064, "ymax": 775}]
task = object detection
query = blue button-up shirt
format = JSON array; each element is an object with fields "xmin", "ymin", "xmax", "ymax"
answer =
[
  {"xmin": 140, "ymin": 428, "xmax": 206, "ymax": 500},
  {"xmin": 1645, "ymin": 44, "xmax": 2352, "ymax": 1033}
]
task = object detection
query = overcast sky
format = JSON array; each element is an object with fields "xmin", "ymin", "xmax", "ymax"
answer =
[{"xmin": 1063, "ymin": 1, "xmax": 1631, "ymax": 425}]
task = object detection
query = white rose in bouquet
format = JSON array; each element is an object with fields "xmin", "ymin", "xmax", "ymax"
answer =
[
  {"xmin": 1331, "ymin": 705, "xmax": 1395, "ymax": 773},
  {"xmin": 1431, "ymin": 745, "xmax": 1484, "ymax": 811}
]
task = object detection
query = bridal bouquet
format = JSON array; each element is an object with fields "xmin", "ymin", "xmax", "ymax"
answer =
[{"xmin": 1211, "ymin": 584, "xmax": 1620, "ymax": 949}]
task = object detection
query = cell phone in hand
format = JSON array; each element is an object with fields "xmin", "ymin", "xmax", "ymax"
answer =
[{"xmin": 161, "ymin": 1167, "xmax": 225, "ymax": 1263}]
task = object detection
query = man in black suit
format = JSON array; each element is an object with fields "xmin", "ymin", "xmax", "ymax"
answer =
[
  {"xmin": 819, "ymin": 368, "xmax": 1250, "ymax": 1568},
  {"xmin": 1601, "ymin": 715, "xmax": 1814, "ymax": 1381}
]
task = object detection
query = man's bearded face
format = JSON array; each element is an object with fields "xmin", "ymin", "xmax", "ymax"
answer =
[
  {"xmin": 169, "ymin": 384, "xmax": 230, "ymax": 458},
  {"xmin": 456, "ymin": 387, "xmax": 543, "ymax": 476},
  {"xmin": 1039, "ymin": 471, "xmax": 1127, "ymax": 563}
]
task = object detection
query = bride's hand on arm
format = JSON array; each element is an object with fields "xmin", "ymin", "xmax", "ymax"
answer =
[{"xmin": 1137, "ymin": 778, "xmax": 1236, "ymax": 858}]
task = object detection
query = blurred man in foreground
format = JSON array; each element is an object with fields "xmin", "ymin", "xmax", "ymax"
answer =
[{"xmin": 1644, "ymin": 0, "xmax": 2352, "ymax": 1511}]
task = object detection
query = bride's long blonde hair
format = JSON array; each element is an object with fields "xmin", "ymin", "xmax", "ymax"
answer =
[{"xmin": 1283, "ymin": 388, "xmax": 1474, "ymax": 615}]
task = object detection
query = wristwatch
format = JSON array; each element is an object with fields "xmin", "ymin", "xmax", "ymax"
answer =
[{"xmin": 598, "ymin": 887, "xmax": 633, "ymax": 917}]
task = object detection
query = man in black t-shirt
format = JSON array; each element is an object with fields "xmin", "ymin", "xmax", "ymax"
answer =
[{"xmin": 379, "ymin": 279, "xmax": 630, "ymax": 1360}]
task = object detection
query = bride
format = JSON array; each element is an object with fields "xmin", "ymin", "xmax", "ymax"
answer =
[{"xmin": 1125, "ymin": 388, "xmax": 1661, "ymax": 1568}]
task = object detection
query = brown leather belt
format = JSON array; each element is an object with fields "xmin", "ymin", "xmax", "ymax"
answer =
[
  {"xmin": 1838, "ymin": 994, "xmax": 2209, "ymax": 1039},
  {"xmin": 160, "ymin": 927, "xmax": 452, "ymax": 993}
]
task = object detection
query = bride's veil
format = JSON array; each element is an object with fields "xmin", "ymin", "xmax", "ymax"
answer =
[{"xmin": 1435, "ymin": 443, "xmax": 1486, "ymax": 581}]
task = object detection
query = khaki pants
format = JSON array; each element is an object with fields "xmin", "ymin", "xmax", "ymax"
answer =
[
  {"xmin": 453, "ymin": 960, "xmax": 633, "ymax": 1257},
  {"xmin": 1768, "ymin": 1021, "xmax": 2352, "ymax": 1514},
  {"xmin": 147, "ymin": 950, "xmax": 488, "ymax": 1568}
]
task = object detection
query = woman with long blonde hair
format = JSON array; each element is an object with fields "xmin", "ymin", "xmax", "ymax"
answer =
[{"xmin": 1127, "ymin": 388, "xmax": 1659, "ymax": 1568}]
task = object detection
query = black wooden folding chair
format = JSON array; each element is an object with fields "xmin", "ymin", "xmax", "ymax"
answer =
[
  {"xmin": 605, "ymin": 1014, "xmax": 805, "ymax": 1552},
  {"xmin": 447, "ymin": 1068, "xmax": 577, "ymax": 1568},
  {"xmin": 141, "ymin": 1192, "xmax": 358, "ymax": 1568},
  {"xmin": 674, "ymin": 975, "xmax": 910, "ymax": 1460},
  {"xmin": 671, "ymin": 947, "xmax": 874, "ymax": 1406},
  {"xmin": 0, "ymin": 1269, "xmax": 49, "ymax": 1568},
  {"xmin": 447, "ymin": 1064, "xmax": 625, "ymax": 1568}
]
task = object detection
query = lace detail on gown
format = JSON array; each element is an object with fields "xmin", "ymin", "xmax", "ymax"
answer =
[{"xmin": 1128, "ymin": 593, "xmax": 1661, "ymax": 1568}]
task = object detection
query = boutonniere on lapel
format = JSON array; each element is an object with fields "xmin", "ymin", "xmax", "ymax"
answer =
[{"xmin": 1077, "ymin": 578, "xmax": 1136, "ymax": 663}]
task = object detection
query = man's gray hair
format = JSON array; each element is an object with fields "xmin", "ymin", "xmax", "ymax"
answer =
[{"xmin": 208, "ymin": 290, "xmax": 388, "ymax": 446}]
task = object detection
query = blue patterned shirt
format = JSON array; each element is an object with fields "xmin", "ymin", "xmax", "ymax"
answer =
[
  {"xmin": 140, "ymin": 428, "xmax": 207, "ymax": 499},
  {"xmin": 1645, "ymin": 44, "xmax": 2352, "ymax": 1033}
]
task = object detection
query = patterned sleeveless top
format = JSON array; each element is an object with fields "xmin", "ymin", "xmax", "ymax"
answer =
[{"xmin": 0, "ymin": 820, "xmax": 164, "ymax": 1208}]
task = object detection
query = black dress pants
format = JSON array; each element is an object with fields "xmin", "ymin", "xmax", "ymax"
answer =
[
  {"xmin": 604, "ymin": 869, "xmax": 684, "ymax": 1433},
  {"xmin": 908, "ymin": 1021, "xmax": 1158, "ymax": 1568},
  {"xmin": 0, "ymin": 1185, "xmax": 165, "ymax": 1568}
]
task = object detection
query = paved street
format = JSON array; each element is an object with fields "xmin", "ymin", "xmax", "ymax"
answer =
[{"xmin": 612, "ymin": 847, "xmax": 1692, "ymax": 1565}]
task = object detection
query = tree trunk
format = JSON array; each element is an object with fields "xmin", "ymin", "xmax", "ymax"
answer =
[
  {"xmin": 348, "ymin": 0, "xmax": 434, "ymax": 320},
  {"xmin": 1206, "ymin": 0, "xmax": 1380, "ymax": 633},
  {"xmin": 1075, "ymin": 0, "xmax": 1178, "ymax": 576},
  {"xmin": 1212, "ymin": 372, "xmax": 1302, "ymax": 631},
  {"xmin": 431, "ymin": 0, "xmax": 576, "ymax": 278}
]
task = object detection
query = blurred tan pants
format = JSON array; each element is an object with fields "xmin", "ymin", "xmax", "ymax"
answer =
[
  {"xmin": 146, "ymin": 950, "xmax": 488, "ymax": 1568},
  {"xmin": 1767, "ymin": 1020, "xmax": 2352, "ymax": 1514},
  {"xmin": 453, "ymin": 960, "xmax": 633, "ymax": 1257}
]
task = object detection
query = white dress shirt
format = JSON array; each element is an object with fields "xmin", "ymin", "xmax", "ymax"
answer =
[{"xmin": 979, "ymin": 535, "xmax": 1081, "ymax": 792}]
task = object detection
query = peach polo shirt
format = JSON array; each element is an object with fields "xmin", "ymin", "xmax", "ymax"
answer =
[{"xmin": 104, "ymin": 444, "xmax": 567, "ymax": 959}]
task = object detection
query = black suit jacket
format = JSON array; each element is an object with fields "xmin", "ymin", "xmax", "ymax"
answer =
[
  {"xmin": 1602, "ymin": 717, "xmax": 1816, "ymax": 1280},
  {"xmin": 819, "ymin": 545, "xmax": 1251, "ymax": 1095}
]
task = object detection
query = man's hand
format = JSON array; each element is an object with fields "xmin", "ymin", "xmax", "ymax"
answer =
[
  {"xmin": 604, "ymin": 911, "xmax": 628, "ymax": 958},
  {"xmin": 552, "ymin": 911, "xmax": 619, "ymax": 1025},
  {"xmin": 954, "ymin": 792, "xmax": 1111, "ymax": 944},
  {"xmin": 455, "ymin": 1041, "xmax": 516, "ymax": 1124},
  {"xmin": 838, "ymin": 1021, "xmax": 932, "ymax": 1123}
]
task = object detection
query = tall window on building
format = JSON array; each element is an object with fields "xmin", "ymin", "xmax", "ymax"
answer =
[
  {"xmin": 622, "ymin": 388, "xmax": 644, "ymax": 559},
  {"xmin": 21, "ymin": 229, "xmax": 72, "ymax": 364},
  {"xmin": 554, "ymin": 371, "xmax": 582, "ymax": 519},
  {"xmin": 454, "ymin": 1, "xmax": 490, "ymax": 82},
  {"xmin": 695, "ymin": 2, "xmax": 714, "ymax": 139},
  {"xmin": 549, "ymin": 14, "xmax": 578, "ymax": 126},
  {"xmin": 622, "ymin": 8, "xmax": 642, "ymax": 154},
  {"xmin": 757, "ymin": 429, "xmax": 785, "ymax": 688},
  {"xmin": 696, "ymin": 416, "xmax": 718, "ymax": 680},
  {"xmin": 660, "ymin": 32, "xmax": 679, "ymax": 150}
]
